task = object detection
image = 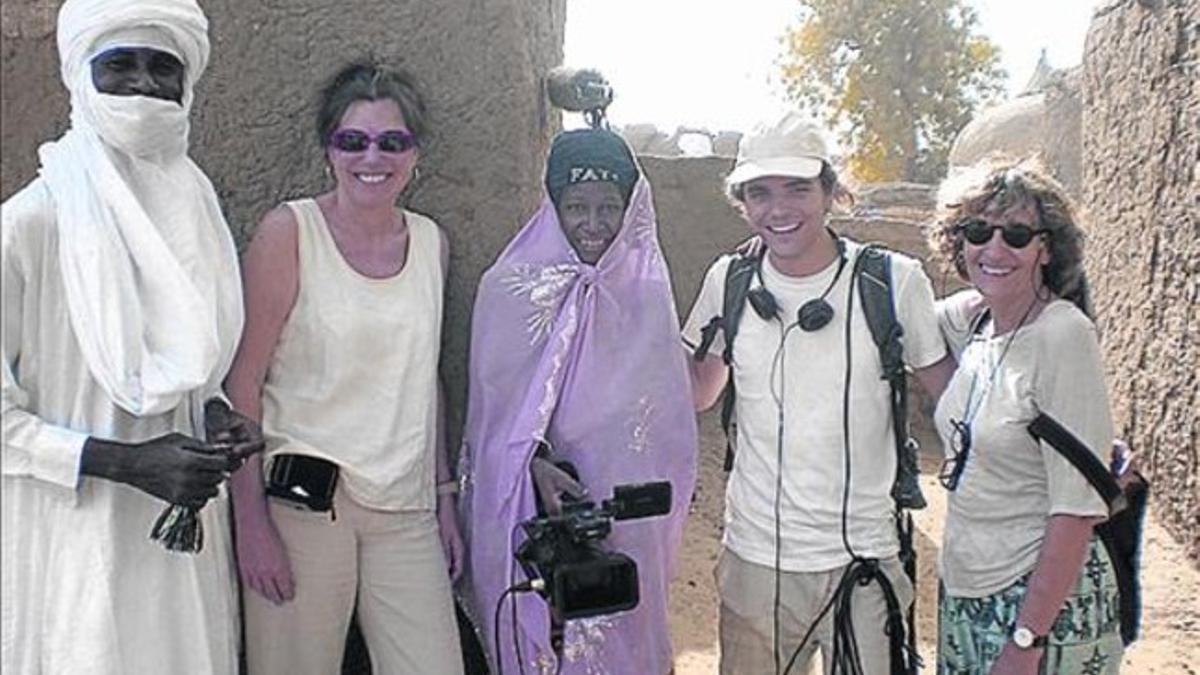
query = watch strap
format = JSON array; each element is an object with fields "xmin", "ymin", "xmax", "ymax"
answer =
[{"xmin": 1013, "ymin": 626, "xmax": 1049, "ymax": 649}]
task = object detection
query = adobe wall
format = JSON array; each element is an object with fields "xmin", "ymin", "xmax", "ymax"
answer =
[
  {"xmin": 1082, "ymin": 0, "xmax": 1199, "ymax": 562},
  {"xmin": 0, "ymin": 0, "xmax": 567, "ymax": 442}
]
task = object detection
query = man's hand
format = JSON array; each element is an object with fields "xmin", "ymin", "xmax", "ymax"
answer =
[
  {"xmin": 437, "ymin": 494, "xmax": 465, "ymax": 581},
  {"xmin": 530, "ymin": 456, "xmax": 587, "ymax": 516},
  {"xmin": 204, "ymin": 398, "xmax": 265, "ymax": 471},
  {"xmin": 81, "ymin": 433, "xmax": 232, "ymax": 509},
  {"xmin": 235, "ymin": 513, "xmax": 295, "ymax": 605}
]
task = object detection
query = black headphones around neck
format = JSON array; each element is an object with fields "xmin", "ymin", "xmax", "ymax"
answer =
[{"xmin": 747, "ymin": 233, "xmax": 848, "ymax": 332}]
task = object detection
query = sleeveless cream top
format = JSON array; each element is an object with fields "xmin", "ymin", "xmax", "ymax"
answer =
[{"xmin": 261, "ymin": 198, "xmax": 443, "ymax": 511}]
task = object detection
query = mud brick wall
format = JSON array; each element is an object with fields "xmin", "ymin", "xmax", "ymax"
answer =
[
  {"xmin": 1082, "ymin": 0, "xmax": 1198, "ymax": 562},
  {"xmin": 1, "ymin": 0, "xmax": 568, "ymax": 448}
]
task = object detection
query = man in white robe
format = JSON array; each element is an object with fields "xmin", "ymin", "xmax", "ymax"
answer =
[{"xmin": 1, "ymin": 1, "xmax": 253, "ymax": 672}]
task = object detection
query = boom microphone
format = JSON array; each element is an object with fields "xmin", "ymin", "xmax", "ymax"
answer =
[{"xmin": 546, "ymin": 66, "xmax": 613, "ymax": 113}]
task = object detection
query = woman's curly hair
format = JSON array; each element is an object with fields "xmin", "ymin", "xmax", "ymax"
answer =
[{"xmin": 926, "ymin": 156, "xmax": 1093, "ymax": 317}]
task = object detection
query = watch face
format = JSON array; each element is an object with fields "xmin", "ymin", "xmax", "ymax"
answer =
[{"xmin": 1013, "ymin": 627, "xmax": 1035, "ymax": 649}]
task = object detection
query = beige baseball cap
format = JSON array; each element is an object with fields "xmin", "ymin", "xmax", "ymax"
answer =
[{"xmin": 726, "ymin": 112, "xmax": 832, "ymax": 187}]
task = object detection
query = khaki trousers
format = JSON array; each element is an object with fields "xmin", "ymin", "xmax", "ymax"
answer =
[
  {"xmin": 716, "ymin": 548, "xmax": 913, "ymax": 675},
  {"xmin": 244, "ymin": 487, "xmax": 463, "ymax": 675}
]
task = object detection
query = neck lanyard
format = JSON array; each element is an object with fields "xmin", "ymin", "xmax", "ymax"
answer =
[{"xmin": 961, "ymin": 299, "xmax": 1039, "ymax": 428}]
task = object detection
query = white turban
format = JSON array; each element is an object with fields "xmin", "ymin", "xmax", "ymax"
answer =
[{"xmin": 36, "ymin": 0, "xmax": 243, "ymax": 417}]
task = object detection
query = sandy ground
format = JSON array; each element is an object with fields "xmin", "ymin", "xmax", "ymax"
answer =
[{"xmin": 668, "ymin": 413, "xmax": 1200, "ymax": 674}]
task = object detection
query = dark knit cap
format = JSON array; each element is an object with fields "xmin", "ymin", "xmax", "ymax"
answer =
[{"xmin": 545, "ymin": 128, "xmax": 639, "ymax": 207}]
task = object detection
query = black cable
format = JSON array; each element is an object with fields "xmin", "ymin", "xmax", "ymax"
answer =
[
  {"xmin": 781, "ymin": 566, "xmax": 849, "ymax": 675},
  {"xmin": 494, "ymin": 585, "xmax": 519, "ymax": 675},
  {"xmin": 512, "ymin": 583, "xmax": 524, "ymax": 675},
  {"xmin": 840, "ymin": 261, "xmax": 859, "ymax": 562},
  {"xmin": 765, "ymin": 243, "xmax": 898, "ymax": 675},
  {"xmin": 498, "ymin": 520, "xmax": 533, "ymax": 675},
  {"xmin": 782, "ymin": 246, "xmax": 868, "ymax": 674},
  {"xmin": 768, "ymin": 321, "xmax": 797, "ymax": 675},
  {"xmin": 494, "ymin": 577, "xmax": 549, "ymax": 675}
]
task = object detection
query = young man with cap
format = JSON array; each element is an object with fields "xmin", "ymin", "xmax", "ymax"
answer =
[
  {"xmin": 1, "ymin": 0, "xmax": 256, "ymax": 672},
  {"xmin": 462, "ymin": 127, "xmax": 697, "ymax": 674},
  {"xmin": 683, "ymin": 112, "xmax": 954, "ymax": 674}
]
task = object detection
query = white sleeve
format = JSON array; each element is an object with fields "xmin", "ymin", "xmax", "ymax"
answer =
[
  {"xmin": 681, "ymin": 256, "xmax": 732, "ymax": 355},
  {"xmin": 1034, "ymin": 307, "xmax": 1112, "ymax": 517},
  {"xmin": 1, "ymin": 190, "xmax": 87, "ymax": 491},
  {"xmin": 936, "ymin": 288, "xmax": 985, "ymax": 360},
  {"xmin": 893, "ymin": 257, "xmax": 948, "ymax": 370}
]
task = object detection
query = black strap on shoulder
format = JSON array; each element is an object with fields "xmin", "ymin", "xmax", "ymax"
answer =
[
  {"xmin": 853, "ymin": 246, "xmax": 926, "ymax": 512},
  {"xmin": 1028, "ymin": 413, "xmax": 1125, "ymax": 510},
  {"xmin": 851, "ymin": 244, "xmax": 924, "ymax": 674},
  {"xmin": 720, "ymin": 254, "xmax": 761, "ymax": 365},
  {"xmin": 691, "ymin": 253, "xmax": 761, "ymax": 471},
  {"xmin": 1028, "ymin": 412, "xmax": 1148, "ymax": 646}
]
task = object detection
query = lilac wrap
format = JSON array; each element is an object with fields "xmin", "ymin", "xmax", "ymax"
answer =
[{"xmin": 461, "ymin": 177, "xmax": 698, "ymax": 675}]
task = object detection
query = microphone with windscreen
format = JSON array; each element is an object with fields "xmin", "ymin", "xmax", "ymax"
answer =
[{"xmin": 546, "ymin": 66, "xmax": 613, "ymax": 128}]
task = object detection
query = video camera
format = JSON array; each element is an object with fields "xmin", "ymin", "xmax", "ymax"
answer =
[{"xmin": 515, "ymin": 479, "xmax": 672, "ymax": 621}]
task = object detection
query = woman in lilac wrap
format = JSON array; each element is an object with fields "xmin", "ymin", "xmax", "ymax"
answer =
[{"xmin": 461, "ymin": 128, "xmax": 698, "ymax": 674}]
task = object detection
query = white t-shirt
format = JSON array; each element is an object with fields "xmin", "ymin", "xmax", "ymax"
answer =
[
  {"xmin": 934, "ymin": 291, "xmax": 1111, "ymax": 597},
  {"xmin": 683, "ymin": 241, "xmax": 946, "ymax": 571}
]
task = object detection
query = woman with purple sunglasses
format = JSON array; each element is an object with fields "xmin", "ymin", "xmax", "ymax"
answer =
[
  {"xmin": 927, "ymin": 158, "xmax": 1123, "ymax": 674},
  {"xmin": 225, "ymin": 61, "xmax": 464, "ymax": 674}
]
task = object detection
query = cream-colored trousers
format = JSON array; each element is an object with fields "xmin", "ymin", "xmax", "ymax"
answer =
[
  {"xmin": 244, "ymin": 487, "xmax": 463, "ymax": 675},
  {"xmin": 716, "ymin": 548, "xmax": 913, "ymax": 675}
]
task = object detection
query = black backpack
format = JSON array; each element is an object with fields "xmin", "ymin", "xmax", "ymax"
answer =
[
  {"xmin": 692, "ymin": 244, "xmax": 926, "ymax": 507},
  {"xmin": 1028, "ymin": 413, "xmax": 1148, "ymax": 646},
  {"xmin": 692, "ymin": 243, "xmax": 924, "ymax": 673}
]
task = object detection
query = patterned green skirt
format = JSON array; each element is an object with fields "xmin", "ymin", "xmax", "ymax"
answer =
[{"xmin": 938, "ymin": 538, "xmax": 1124, "ymax": 674}]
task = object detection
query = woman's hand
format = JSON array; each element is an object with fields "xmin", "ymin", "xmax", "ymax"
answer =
[
  {"xmin": 437, "ymin": 494, "xmax": 465, "ymax": 581},
  {"xmin": 989, "ymin": 642, "xmax": 1043, "ymax": 675},
  {"xmin": 235, "ymin": 511, "xmax": 295, "ymax": 605},
  {"xmin": 734, "ymin": 234, "xmax": 764, "ymax": 258},
  {"xmin": 530, "ymin": 456, "xmax": 587, "ymax": 516},
  {"xmin": 1111, "ymin": 438, "xmax": 1142, "ymax": 481}
]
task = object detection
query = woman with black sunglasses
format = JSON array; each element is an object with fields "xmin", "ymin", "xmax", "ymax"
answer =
[
  {"xmin": 224, "ymin": 62, "xmax": 465, "ymax": 674},
  {"xmin": 925, "ymin": 158, "xmax": 1123, "ymax": 674}
]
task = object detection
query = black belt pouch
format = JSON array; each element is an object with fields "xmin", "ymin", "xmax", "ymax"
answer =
[{"xmin": 266, "ymin": 454, "xmax": 339, "ymax": 512}]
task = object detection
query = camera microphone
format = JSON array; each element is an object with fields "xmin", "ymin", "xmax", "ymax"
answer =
[{"xmin": 546, "ymin": 66, "xmax": 613, "ymax": 113}]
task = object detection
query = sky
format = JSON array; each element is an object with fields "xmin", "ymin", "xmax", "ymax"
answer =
[{"xmin": 563, "ymin": 0, "xmax": 1103, "ymax": 135}]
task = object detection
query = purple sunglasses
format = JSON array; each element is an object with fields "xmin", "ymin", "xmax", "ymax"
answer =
[{"xmin": 328, "ymin": 128, "xmax": 417, "ymax": 154}]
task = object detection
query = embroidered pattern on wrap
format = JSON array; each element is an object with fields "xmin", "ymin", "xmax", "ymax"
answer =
[
  {"xmin": 560, "ymin": 616, "xmax": 618, "ymax": 674},
  {"xmin": 502, "ymin": 263, "xmax": 579, "ymax": 345},
  {"xmin": 627, "ymin": 395, "xmax": 655, "ymax": 455},
  {"xmin": 535, "ymin": 301, "xmax": 579, "ymax": 433}
]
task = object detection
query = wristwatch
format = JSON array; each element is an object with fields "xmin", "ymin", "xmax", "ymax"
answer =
[{"xmin": 1012, "ymin": 626, "xmax": 1048, "ymax": 650}]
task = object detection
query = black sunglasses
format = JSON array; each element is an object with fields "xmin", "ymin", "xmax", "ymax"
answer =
[
  {"xmin": 957, "ymin": 218, "xmax": 1048, "ymax": 249},
  {"xmin": 938, "ymin": 418, "xmax": 972, "ymax": 491}
]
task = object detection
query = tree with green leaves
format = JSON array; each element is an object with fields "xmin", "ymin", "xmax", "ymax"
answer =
[{"xmin": 780, "ymin": 0, "xmax": 1006, "ymax": 183}]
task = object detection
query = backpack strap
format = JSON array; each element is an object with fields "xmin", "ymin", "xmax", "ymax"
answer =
[
  {"xmin": 1028, "ymin": 413, "xmax": 1125, "ymax": 511},
  {"xmin": 1028, "ymin": 412, "xmax": 1148, "ymax": 646},
  {"xmin": 852, "ymin": 245, "xmax": 924, "ymax": 674},
  {"xmin": 853, "ymin": 246, "xmax": 927, "ymax": 511},
  {"xmin": 720, "ymin": 254, "xmax": 761, "ymax": 365},
  {"xmin": 691, "ymin": 253, "xmax": 761, "ymax": 471}
]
